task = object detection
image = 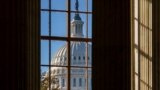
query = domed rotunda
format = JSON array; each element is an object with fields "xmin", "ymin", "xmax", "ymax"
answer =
[{"xmin": 49, "ymin": 0, "xmax": 92, "ymax": 90}]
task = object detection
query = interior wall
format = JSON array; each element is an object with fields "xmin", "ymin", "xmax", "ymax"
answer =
[
  {"xmin": 93, "ymin": 0, "xmax": 131, "ymax": 90},
  {"xmin": 131, "ymin": 0, "xmax": 152, "ymax": 90},
  {"xmin": 153, "ymin": 0, "xmax": 160, "ymax": 90},
  {"xmin": 0, "ymin": 0, "xmax": 28, "ymax": 90}
]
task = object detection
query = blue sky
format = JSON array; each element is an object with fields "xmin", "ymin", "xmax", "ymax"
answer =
[{"xmin": 40, "ymin": 0, "xmax": 92, "ymax": 73}]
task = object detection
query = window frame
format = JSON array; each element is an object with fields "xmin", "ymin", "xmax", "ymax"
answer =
[
  {"xmin": 26, "ymin": 0, "xmax": 135, "ymax": 90},
  {"xmin": 40, "ymin": 0, "xmax": 93, "ymax": 90}
]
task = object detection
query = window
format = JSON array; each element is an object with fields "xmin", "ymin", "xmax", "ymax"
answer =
[
  {"xmin": 131, "ymin": 0, "xmax": 152, "ymax": 90},
  {"xmin": 73, "ymin": 78, "xmax": 76, "ymax": 87},
  {"xmin": 79, "ymin": 56, "xmax": 81, "ymax": 60},
  {"xmin": 83, "ymin": 56, "xmax": 85, "ymax": 60},
  {"xmin": 79, "ymin": 78, "xmax": 82, "ymax": 87},
  {"xmin": 40, "ymin": 0, "xmax": 92, "ymax": 90},
  {"xmin": 62, "ymin": 79, "xmax": 65, "ymax": 87}
]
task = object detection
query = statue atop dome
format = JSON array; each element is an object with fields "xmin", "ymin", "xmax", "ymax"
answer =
[{"xmin": 75, "ymin": 0, "xmax": 79, "ymax": 11}]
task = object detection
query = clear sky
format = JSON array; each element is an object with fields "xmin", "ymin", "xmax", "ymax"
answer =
[{"xmin": 40, "ymin": 0, "xmax": 92, "ymax": 73}]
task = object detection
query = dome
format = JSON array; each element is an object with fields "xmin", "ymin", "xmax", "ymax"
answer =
[
  {"xmin": 50, "ymin": 42, "xmax": 92, "ymax": 90},
  {"xmin": 74, "ymin": 14, "xmax": 82, "ymax": 20},
  {"xmin": 51, "ymin": 42, "xmax": 92, "ymax": 67}
]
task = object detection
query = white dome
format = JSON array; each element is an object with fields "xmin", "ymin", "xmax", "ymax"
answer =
[
  {"xmin": 50, "ymin": 42, "xmax": 92, "ymax": 90},
  {"xmin": 51, "ymin": 42, "xmax": 92, "ymax": 67}
]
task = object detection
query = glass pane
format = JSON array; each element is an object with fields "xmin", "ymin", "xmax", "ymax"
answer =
[
  {"xmin": 70, "ymin": 68, "xmax": 85, "ymax": 89},
  {"xmin": 70, "ymin": 13, "xmax": 87, "ymax": 38},
  {"xmin": 88, "ymin": 14, "xmax": 92, "ymax": 38},
  {"xmin": 88, "ymin": 0, "xmax": 92, "ymax": 12},
  {"xmin": 41, "ymin": 11, "xmax": 49, "ymax": 36},
  {"xmin": 51, "ymin": 0, "xmax": 67, "ymax": 10},
  {"xmin": 71, "ymin": 0, "xmax": 87, "ymax": 12},
  {"xmin": 51, "ymin": 41, "xmax": 68, "ymax": 66},
  {"xmin": 41, "ymin": 40, "xmax": 49, "ymax": 65},
  {"xmin": 40, "ymin": 66, "xmax": 49, "ymax": 90},
  {"xmin": 70, "ymin": 68, "xmax": 92, "ymax": 90},
  {"xmin": 41, "ymin": 0, "xmax": 49, "ymax": 9},
  {"xmin": 51, "ymin": 12, "xmax": 67, "ymax": 37},
  {"xmin": 70, "ymin": 41, "xmax": 92, "ymax": 67},
  {"xmin": 50, "ymin": 67, "xmax": 68, "ymax": 90}
]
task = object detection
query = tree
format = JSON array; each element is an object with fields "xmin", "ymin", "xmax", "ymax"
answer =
[{"xmin": 41, "ymin": 72, "xmax": 60, "ymax": 90}]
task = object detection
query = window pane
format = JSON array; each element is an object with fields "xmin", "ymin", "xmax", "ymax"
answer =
[
  {"xmin": 50, "ymin": 67, "xmax": 68, "ymax": 90},
  {"xmin": 62, "ymin": 78, "xmax": 65, "ymax": 87},
  {"xmin": 51, "ymin": 0, "xmax": 67, "ymax": 10},
  {"xmin": 88, "ymin": 0, "xmax": 92, "ymax": 12},
  {"xmin": 71, "ymin": 0, "xmax": 87, "ymax": 12},
  {"xmin": 51, "ymin": 12, "xmax": 67, "ymax": 37},
  {"xmin": 40, "ymin": 66, "xmax": 49, "ymax": 90},
  {"xmin": 51, "ymin": 41, "xmax": 68, "ymax": 66},
  {"xmin": 79, "ymin": 78, "xmax": 82, "ymax": 87},
  {"xmin": 70, "ymin": 13, "xmax": 92, "ymax": 38},
  {"xmin": 88, "ymin": 14, "xmax": 92, "ymax": 38},
  {"xmin": 70, "ymin": 68, "xmax": 84, "ymax": 89},
  {"xmin": 70, "ymin": 41, "xmax": 92, "ymax": 67},
  {"xmin": 70, "ymin": 13, "xmax": 87, "ymax": 38},
  {"xmin": 41, "ymin": 0, "xmax": 49, "ymax": 9},
  {"xmin": 70, "ymin": 68, "xmax": 92, "ymax": 90},
  {"xmin": 41, "ymin": 40, "xmax": 49, "ymax": 65},
  {"xmin": 41, "ymin": 11, "xmax": 49, "ymax": 36}
]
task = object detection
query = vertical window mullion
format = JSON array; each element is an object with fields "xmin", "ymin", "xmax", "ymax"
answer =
[
  {"xmin": 86, "ymin": 0, "xmax": 89, "ymax": 70},
  {"xmin": 48, "ymin": 0, "xmax": 52, "ymax": 90},
  {"xmin": 86, "ymin": 0, "xmax": 89, "ymax": 90},
  {"xmin": 67, "ymin": 0, "xmax": 71, "ymax": 90}
]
